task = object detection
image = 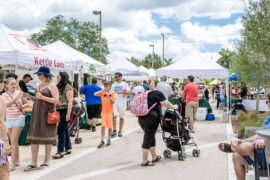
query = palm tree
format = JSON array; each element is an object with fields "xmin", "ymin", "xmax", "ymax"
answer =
[
  {"xmin": 163, "ymin": 58, "xmax": 173, "ymax": 66},
  {"xmin": 217, "ymin": 48, "xmax": 234, "ymax": 69}
]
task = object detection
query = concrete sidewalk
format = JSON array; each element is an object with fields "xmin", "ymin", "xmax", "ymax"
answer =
[{"xmin": 11, "ymin": 109, "xmax": 228, "ymax": 180}]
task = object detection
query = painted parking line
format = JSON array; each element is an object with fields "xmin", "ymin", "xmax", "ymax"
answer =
[
  {"xmin": 60, "ymin": 141, "xmax": 224, "ymax": 180},
  {"xmin": 23, "ymin": 127, "xmax": 140, "ymax": 180}
]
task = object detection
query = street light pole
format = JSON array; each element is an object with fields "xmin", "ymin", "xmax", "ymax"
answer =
[
  {"xmin": 149, "ymin": 44, "xmax": 155, "ymax": 69},
  {"xmin": 161, "ymin": 33, "xmax": 165, "ymax": 65},
  {"xmin": 92, "ymin": 10, "xmax": 102, "ymax": 63}
]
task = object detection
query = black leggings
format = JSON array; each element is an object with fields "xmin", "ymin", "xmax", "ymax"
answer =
[{"xmin": 138, "ymin": 111, "xmax": 160, "ymax": 149}]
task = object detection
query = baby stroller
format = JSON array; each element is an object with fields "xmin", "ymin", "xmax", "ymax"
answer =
[
  {"xmin": 161, "ymin": 109, "xmax": 200, "ymax": 161},
  {"xmin": 68, "ymin": 102, "xmax": 85, "ymax": 144}
]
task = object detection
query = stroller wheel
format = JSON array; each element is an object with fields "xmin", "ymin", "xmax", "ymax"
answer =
[
  {"xmin": 163, "ymin": 150, "xmax": 171, "ymax": 158},
  {"xmin": 178, "ymin": 152, "xmax": 186, "ymax": 161},
  {"xmin": 192, "ymin": 149, "xmax": 200, "ymax": 157},
  {"xmin": 75, "ymin": 138, "xmax": 82, "ymax": 144}
]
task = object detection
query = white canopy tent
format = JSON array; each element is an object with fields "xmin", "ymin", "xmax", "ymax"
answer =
[
  {"xmin": 156, "ymin": 50, "xmax": 230, "ymax": 122},
  {"xmin": 0, "ymin": 24, "xmax": 72, "ymax": 72},
  {"xmin": 106, "ymin": 58, "xmax": 149, "ymax": 76},
  {"xmin": 44, "ymin": 40, "xmax": 104, "ymax": 73},
  {"xmin": 156, "ymin": 50, "xmax": 229, "ymax": 78}
]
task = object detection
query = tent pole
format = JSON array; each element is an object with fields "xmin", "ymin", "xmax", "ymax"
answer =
[{"xmin": 225, "ymin": 77, "xmax": 230, "ymax": 123}]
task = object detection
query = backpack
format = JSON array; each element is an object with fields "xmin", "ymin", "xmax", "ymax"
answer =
[{"xmin": 130, "ymin": 91, "xmax": 157, "ymax": 116}]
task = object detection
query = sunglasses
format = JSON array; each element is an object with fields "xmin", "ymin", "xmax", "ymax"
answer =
[
  {"xmin": 104, "ymin": 94, "xmax": 112, "ymax": 97},
  {"xmin": 115, "ymin": 76, "xmax": 119, "ymax": 78}
]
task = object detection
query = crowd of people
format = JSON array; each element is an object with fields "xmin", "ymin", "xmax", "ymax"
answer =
[{"xmin": 0, "ymin": 65, "xmax": 267, "ymax": 180}]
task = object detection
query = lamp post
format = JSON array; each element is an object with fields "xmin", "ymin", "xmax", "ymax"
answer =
[
  {"xmin": 92, "ymin": 10, "xmax": 102, "ymax": 63},
  {"xmin": 149, "ymin": 44, "xmax": 155, "ymax": 69},
  {"xmin": 161, "ymin": 33, "xmax": 165, "ymax": 65}
]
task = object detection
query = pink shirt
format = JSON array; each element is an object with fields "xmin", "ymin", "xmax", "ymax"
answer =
[
  {"xmin": 2, "ymin": 91, "xmax": 25, "ymax": 119},
  {"xmin": 184, "ymin": 82, "xmax": 199, "ymax": 103}
]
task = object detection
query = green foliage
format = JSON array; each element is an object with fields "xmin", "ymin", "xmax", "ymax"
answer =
[
  {"xmin": 127, "ymin": 54, "xmax": 172, "ymax": 69},
  {"xmin": 31, "ymin": 15, "xmax": 109, "ymax": 64},
  {"xmin": 237, "ymin": 110, "xmax": 266, "ymax": 138},
  {"xmin": 217, "ymin": 48, "xmax": 234, "ymax": 70}
]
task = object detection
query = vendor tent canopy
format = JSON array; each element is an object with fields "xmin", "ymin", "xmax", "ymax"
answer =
[
  {"xmin": 209, "ymin": 78, "xmax": 222, "ymax": 85},
  {"xmin": 0, "ymin": 24, "xmax": 72, "ymax": 70},
  {"xmin": 106, "ymin": 58, "xmax": 149, "ymax": 76},
  {"xmin": 156, "ymin": 50, "xmax": 229, "ymax": 78},
  {"xmin": 44, "ymin": 40, "xmax": 104, "ymax": 73}
]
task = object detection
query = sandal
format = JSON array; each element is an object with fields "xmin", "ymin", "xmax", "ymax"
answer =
[
  {"xmin": 24, "ymin": 165, "xmax": 38, "ymax": 172},
  {"xmin": 40, "ymin": 164, "xmax": 49, "ymax": 169},
  {"xmin": 218, "ymin": 142, "xmax": 236, "ymax": 153},
  {"xmin": 64, "ymin": 150, "xmax": 72, "ymax": 155},
  {"xmin": 52, "ymin": 153, "xmax": 64, "ymax": 159},
  {"xmin": 141, "ymin": 160, "xmax": 155, "ymax": 166},
  {"xmin": 152, "ymin": 155, "xmax": 162, "ymax": 163}
]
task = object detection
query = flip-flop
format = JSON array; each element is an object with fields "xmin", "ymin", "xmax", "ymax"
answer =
[
  {"xmin": 40, "ymin": 164, "xmax": 49, "ymax": 169},
  {"xmin": 24, "ymin": 165, "xmax": 38, "ymax": 172},
  {"xmin": 141, "ymin": 161, "xmax": 155, "ymax": 167},
  {"xmin": 64, "ymin": 150, "xmax": 72, "ymax": 155},
  {"xmin": 52, "ymin": 153, "xmax": 64, "ymax": 159},
  {"xmin": 152, "ymin": 155, "xmax": 162, "ymax": 163},
  {"xmin": 218, "ymin": 143, "xmax": 235, "ymax": 153}
]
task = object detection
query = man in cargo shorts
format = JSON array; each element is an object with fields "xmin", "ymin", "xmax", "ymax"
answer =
[
  {"xmin": 111, "ymin": 72, "xmax": 130, "ymax": 138},
  {"xmin": 184, "ymin": 75, "xmax": 199, "ymax": 133}
]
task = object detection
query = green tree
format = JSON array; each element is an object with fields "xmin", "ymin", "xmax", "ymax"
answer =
[
  {"xmin": 233, "ymin": 41, "xmax": 270, "ymax": 114},
  {"xmin": 217, "ymin": 48, "xmax": 234, "ymax": 70},
  {"xmin": 31, "ymin": 15, "xmax": 109, "ymax": 64},
  {"xmin": 126, "ymin": 56, "xmax": 141, "ymax": 66},
  {"xmin": 163, "ymin": 58, "xmax": 173, "ymax": 66}
]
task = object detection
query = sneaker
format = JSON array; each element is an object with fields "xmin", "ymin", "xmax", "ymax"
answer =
[
  {"xmin": 118, "ymin": 131, "xmax": 123, "ymax": 137},
  {"xmin": 87, "ymin": 125, "xmax": 91, "ymax": 130},
  {"xmin": 97, "ymin": 141, "xmax": 105, "ymax": 148},
  {"xmin": 92, "ymin": 127, "xmax": 96, "ymax": 132},
  {"xmin": 111, "ymin": 131, "xmax": 117, "ymax": 138},
  {"xmin": 106, "ymin": 139, "xmax": 111, "ymax": 146}
]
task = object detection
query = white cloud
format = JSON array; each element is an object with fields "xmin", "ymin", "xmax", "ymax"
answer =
[
  {"xmin": 156, "ymin": 0, "xmax": 245, "ymax": 21},
  {"xmin": 180, "ymin": 19, "xmax": 242, "ymax": 46},
  {"xmin": 0, "ymin": 0, "xmax": 245, "ymax": 61}
]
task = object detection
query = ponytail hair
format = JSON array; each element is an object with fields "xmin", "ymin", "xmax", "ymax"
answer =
[{"xmin": 149, "ymin": 77, "xmax": 158, "ymax": 90}]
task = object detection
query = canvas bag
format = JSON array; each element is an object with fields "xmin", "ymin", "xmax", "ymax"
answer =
[{"xmin": 130, "ymin": 91, "xmax": 157, "ymax": 116}]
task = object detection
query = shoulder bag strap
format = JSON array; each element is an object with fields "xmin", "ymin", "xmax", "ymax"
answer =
[
  {"xmin": 146, "ymin": 90, "xmax": 157, "ymax": 111},
  {"xmin": 6, "ymin": 92, "xmax": 25, "ymax": 115}
]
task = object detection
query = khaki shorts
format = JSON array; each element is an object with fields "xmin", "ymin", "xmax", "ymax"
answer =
[
  {"xmin": 185, "ymin": 102, "xmax": 199, "ymax": 120},
  {"xmin": 113, "ymin": 104, "xmax": 126, "ymax": 119}
]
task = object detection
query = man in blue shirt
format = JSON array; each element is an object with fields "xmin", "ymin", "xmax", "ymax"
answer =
[{"xmin": 80, "ymin": 77, "xmax": 102, "ymax": 132}]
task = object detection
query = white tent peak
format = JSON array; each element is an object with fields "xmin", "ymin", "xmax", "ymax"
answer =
[
  {"xmin": 45, "ymin": 40, "xmax": 104, "ymax": 66},
  {"xmin": 106, "ymin": 57, "xmax": 148, "ymax": 76},
  {"xmin": 156, "ymin": 50, "xmax": 229, "ymax": 78}
]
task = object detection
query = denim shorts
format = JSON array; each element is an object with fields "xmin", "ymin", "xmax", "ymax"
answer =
[
  {"xmin": 5, "ymin": 118, "xmax": 25, "ymax": 128},
  {"xmin": 243, "ymin": 149, "xmax": 267, "ymax": 170}
]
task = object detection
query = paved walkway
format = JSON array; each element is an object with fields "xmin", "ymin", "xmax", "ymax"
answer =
[{"xmin": 11, "ymin": 108, "xmax": 228, "ymax": 180}]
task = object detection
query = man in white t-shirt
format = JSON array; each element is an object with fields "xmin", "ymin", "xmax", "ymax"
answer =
[
  {"xmin": 157, "ymin": 75, "xmax": 173, "ymax": 114},
  {"xmin": 111, "ymin": 72, "xmax": 131, "ymax": 137}
]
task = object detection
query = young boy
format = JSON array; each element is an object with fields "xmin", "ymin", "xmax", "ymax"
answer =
[{"xmin": 94, "ymin": 81, "xmax": 115, "ymax": 148}]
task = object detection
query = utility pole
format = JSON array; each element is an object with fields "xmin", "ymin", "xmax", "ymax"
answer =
[
  {"xmin": 161, "ymin": 33, "xmax": 165, "ymax": 65},
  {"xmin": 92, "ymin": 10, "xmax": 102, "ymax": 63},
  {"xmin": 149, "ymin": 44, "xmax": 155, "ymax": 69}
]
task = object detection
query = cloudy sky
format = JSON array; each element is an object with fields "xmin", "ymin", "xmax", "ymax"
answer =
[{"xmin": 0, "ymin": 0, "xmax": 246, "ymax": 61}]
